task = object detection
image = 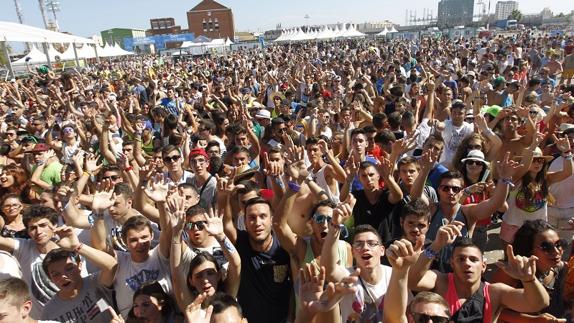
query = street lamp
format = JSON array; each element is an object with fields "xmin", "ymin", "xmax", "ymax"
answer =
[{"xmin": 46, "ymin": 0, "xmax": 60, "ymax": 31}]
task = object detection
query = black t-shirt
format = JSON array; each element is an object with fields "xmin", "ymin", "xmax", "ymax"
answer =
[
  {"xmin": 351, "ymin": 189, "xmax": 396, "ymax": 243},
  {"xmin": 236, "ymin": 230, "xmax": 292, "ymax": 323}
]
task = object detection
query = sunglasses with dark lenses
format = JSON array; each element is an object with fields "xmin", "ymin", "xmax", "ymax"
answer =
[
  {"xmin": 467, "ymin": 144, "xmax": 482, "ymax": 150},
  {"xmin": 439, "ymin": 185, "xmax": 462, "ymax": 193},
  {"xmin": 412, "ymin": 313, "xmax": 450, "ymax": 323},
  {"xmin": 163, "ymin": 155, "xmax": 181, "ymax": 163},
  {"xmin": 538, "ymin": 240, "xmax": 565, "ymax": 253},
  {"xmin": 102, "ymin": 175, "xmax": 121, "ymax": 181},
  {"xmin": 465, "ymin": 160, "xmax": 484, "ymax": 166},
  {"xmin": 185, "ymin": 221, "xmax": 207, "ymax": 231},
  {"xmin": 312, "ymin": 214, "xmax": 333, "ymax": 225}
]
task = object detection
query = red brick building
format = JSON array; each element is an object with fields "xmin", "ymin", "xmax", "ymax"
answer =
[{"xmin": 186, "ymin": 0, "xmax": 234, "ymax": 39}]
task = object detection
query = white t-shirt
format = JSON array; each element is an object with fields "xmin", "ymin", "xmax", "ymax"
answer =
[
  {"xmin": 548, "ymin": 156, "xmax": 574, "ymax": 208},
  {"xmin": 440, "ymin": 120, "xmax": 474, "ymax": 165},
  {"xmin": 339, "ymin": 265, "xmax": 392, "ymax": 322},
  {"xmin": 113, "ymin": 247, "xmax": 172, "ymax": 317},
  {"xmin": 103, "ymin": 215, "xmax": 161, "ymax": 252},
  {"xmin": 13, "ymin": 240, "xmax": 87, "ymax": 319}
]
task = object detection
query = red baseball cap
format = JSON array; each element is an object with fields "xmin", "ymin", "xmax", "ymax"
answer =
[
  {"xmin": 189, "ymin": 148, "xmax": 209, "ymax": 160},
  {"xmin": 32, "ymin": 143, "xmax": 50, "ymax": 153}
]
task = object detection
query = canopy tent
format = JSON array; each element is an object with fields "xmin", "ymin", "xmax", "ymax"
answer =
[
  {"xmin": 377, "ymin": 26, "xmax": 390, "ymax": 36},
  {"xmin": 0, "ymin": 21, "xmax": 94, "ymax": 44},
  {"xmin": 389, "ymin": 26, "xmax": 398, "ymax": 33},
  {"xmin": 342, "ymin": 24, "xmax": 366, "ymax": 38},
  {"xmin": 11, "ymin": 45, "xmax": 48, "ymax": 65}
]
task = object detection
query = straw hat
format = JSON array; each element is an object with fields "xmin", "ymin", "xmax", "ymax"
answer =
[{"xmin": 461, "ymin": 150, "xmax": 490, "ymax": 167}]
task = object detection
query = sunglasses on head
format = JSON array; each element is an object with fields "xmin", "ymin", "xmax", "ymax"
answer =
[
  {"xmin": 439, "ymin": 185, "xmax": 462, "ymax": 193},
  {"xmin": 186, "ymin": 221, "xmax": 207, "ymax": 231},
  {"xmin": 102, "ymin": 175, "xmax": 121, "ymax": 181},
  {"xmin": 163, "ymin": 155, "xmax": 181, "ymax": 163},
  {"xmin": 538, "ymin": 240, "xmax": 565, "ymax": 253},
  {"xmin": 412, "ymin": 313, "xmax": 450, "ymax": 323}
]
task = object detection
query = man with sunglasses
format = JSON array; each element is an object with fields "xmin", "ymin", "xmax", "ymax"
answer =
[
  {"xmin": 411, "ymin": 152, "xmax": 518, "ymax": 272},
  {"xmin": 161, "ymin": 145, "xmax": 193, "ymax": 185}
]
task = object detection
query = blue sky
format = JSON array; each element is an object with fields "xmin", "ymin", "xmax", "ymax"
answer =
[{"xmin": 1, "ymin": 0, "xmax": 572, "ymax": 38}]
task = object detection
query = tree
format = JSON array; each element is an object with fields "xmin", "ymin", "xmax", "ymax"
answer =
[
  {"xmin": 508, "ymin": 9, "xmax": 522, "ymax": 21},
  {"xmin": 0, "ymin": 43, "xmax": 13, "ymax": 67}
]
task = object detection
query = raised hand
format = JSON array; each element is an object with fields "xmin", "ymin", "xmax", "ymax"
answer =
[
  {"xmin": 166, "ymin": 192, "xmax": 186, "ymax": 234},
  {"xmin": 430, "ymin": 220, "xmax": 464, "ymax": 251},
  {"xmin": 552, "ymin": 134, "xmax": 572, "ymax": 153},
  {"xmin": 386, "ymin": 237, "xmax": 423, "ymax": 270},
  {"xmin": 204, "ymin": 207, "xmax": 225, "ymax": 241},
  {"xmin": 376, "ymin": 156, "xmax": 394, "ymax": 179},
  {"xmin": 85, "ymin": 153, "xmax": 102, "ymax": 175},
  {"xmin": 496, "ymin": 151, "xmax": 521, "ymax": 180},
  {"xmin": 108, "ymin": 307, "xmax": 125, "ymax": 323},
  {"xmin": 332, "ymin": 194, "xmax": 356, "ymax": 226},
  {"xmin": 299, "ymin": 264, "xmax": 358, "ymax": 315},
  {"xmin": 184, "ymin": 292, "xmax": 213, "ymax": 323},
  {"xmin": 496, "ymin": 245, "xmax": 538, "ymax": 282},
  {"xmin": 391, "ymin": 136, "xmax": 417, "ymax": 156},
  {"xmin": 474, "ymin": 114, "xmax": 489, "ymax": 132},
  {"xmin": 143, "ymin": 173, "xmax": 170, "ymax": 203},
  {"xmin": 263, "ymin": 152, "xmax": 284, "ymax": 178},
  {"xmin": 91, "ymin": 179, "xmax": 116, "ymax": 213},
  {"xmin": 53, "ymin": 225, "xmax": 81, "ymax": 251}
]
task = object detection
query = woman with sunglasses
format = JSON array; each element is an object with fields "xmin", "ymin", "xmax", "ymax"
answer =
[
  {"xmin": 500, "ymin": 135, "xmax": 573, "ymax": 245},
  {"xmin": 493, "ymin": 220, "xmax": 569, "ymax": 322},
  {"xmin": 449, "ymin": 116, "xmax": 502, "ymax": 172},
  {"xmin": 170, "ymin": 204, "xmax": 240, "ymax": 313}
]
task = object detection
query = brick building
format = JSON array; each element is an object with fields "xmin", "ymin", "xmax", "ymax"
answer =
[
  {"xmin": 187, "ymin": 0, "xmax": 234, "ymax": 39},
  {"xmin": 147, "ymin": 18, "xmax": 183, "ymax": 36}
]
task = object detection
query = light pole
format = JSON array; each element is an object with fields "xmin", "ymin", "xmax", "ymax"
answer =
[
  {"xmin": 38, "ymin": 0, "xmax": 49, "ymax": 29},
  {"xmin": 46, "ymin": 0, "xmax": 61, "ymax": 31}
]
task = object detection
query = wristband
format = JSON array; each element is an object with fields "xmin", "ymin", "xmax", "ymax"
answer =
[
  {"xmin": 273, "ymin": 176, "xmax": 285, "ymax": 189},
  {"xmin": 463, "ymin": 187, "xmax": 472, "ymax": 196},
  {"xmin": 501, "ymin": 178, "xmax": 515, "ymax": 188},
  {"xmin": 287, "ymin": 181, "xmax": 301, "ymax": 192},
  {"xmin": 423, "ymin": 247, "xmax": 439, "ymax": 260},
  {"xmin": 221, "ymin": 237, "xmax": 237, "ymax": 254},
  {"xmin": 329, "ymin": 222, "xmax": 349, "ymax": 239},
  {"xmin": 74, "ymin": 243, "xmax": 84, "ymax": 253},
  {"xmin": 521, "ymin": 278, "xmax": 536, "ymax": 283},
  {"xmin": 124, "ymin": 166, "xmax": 133, "ymax": 172}
]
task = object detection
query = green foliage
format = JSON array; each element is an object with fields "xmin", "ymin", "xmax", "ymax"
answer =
[{"xmin": 508, "ymin": 9, "xmax": 522, "ymax": 22}]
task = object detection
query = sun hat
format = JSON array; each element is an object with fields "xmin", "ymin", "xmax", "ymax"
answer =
[{"xmin": 461, "ymin": 150, "xmax": 490, "ymax": 167}]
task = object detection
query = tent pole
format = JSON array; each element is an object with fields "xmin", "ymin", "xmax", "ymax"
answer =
[
  {"xmin": 94, "ymin": 44, "xmax": 100, "ymax": 63},
  {"xmin": 1, "ymin": 41, "xmax": 15, "ymax": 79},
  {"xmin": 42, "ymin": 43, "xmax": 52, "ymax": 68},
  {"xmin": 72, "ymin": 43, "xmax": 80, "ymax": 67}
]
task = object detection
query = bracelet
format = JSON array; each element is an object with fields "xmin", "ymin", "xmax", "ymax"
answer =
[
  {"xmin": 422, "ymin": 247, "xmax": 439, "ymax": 260},
  {"xmin": 287, "ymin": 181, "xmax": 301, "ymax": 192},
  {"xmin": 273, "ymin": 176, "xmax": 285, "ymax": 189},
  {"xmin": 82, "ymin": 171, "xmax": 92, "ymax": 177},
  {"xmin": 221, "ymin": 237, "xmax": 237, "ymax": 253},
  {"xmin": 521, "ymin": 278, "xmax": 536, "ymax": 283},
  {"xmin": 124, "ymin": 166, "xmax": 133, "ymax": 172},
  {"xmin": 501, "ymin": 178, "xmax": 515, "ymax": 188},
  {"xmin": 463, "ymin": 187, "xmax": 472, "ymax": 196},
  {"xmin": 74, "ymin": 243, "xmax": 84, "ymax": 253}
]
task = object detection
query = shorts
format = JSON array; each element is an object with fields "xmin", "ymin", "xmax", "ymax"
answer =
[{"xmin": 500, "ymin": 222, "xmax": 520, "ymax": 244}]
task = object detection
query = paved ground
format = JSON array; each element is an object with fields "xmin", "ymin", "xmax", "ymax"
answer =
[{"xmin": 482, "ymin": 222, "xmax": 505, "ymax": 280}]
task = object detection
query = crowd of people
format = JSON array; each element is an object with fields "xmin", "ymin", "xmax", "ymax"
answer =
[{"xmin": 1, "ymin": 28, "xmax": 574, "ymax": 323}]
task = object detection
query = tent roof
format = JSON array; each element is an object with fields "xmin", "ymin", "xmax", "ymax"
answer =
[{"xmin": 0, "ymin": 21, "xmax": 95, "ymax": 44}]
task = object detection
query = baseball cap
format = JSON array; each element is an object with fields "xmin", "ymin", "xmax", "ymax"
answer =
[
  {"xmin": 480, "ymin": 105, "xmax": 502, "ymax": 118},
  {"xmin": 559, "ymin": 123, "xmax": 574, "ymax": 134},
  {"xmin": 189, "ymin": 148, "xmax": 209, "ymax": 160},
  {"xmin": 32, "ymin": 143, "xmax": 50, "ymax": 153}
]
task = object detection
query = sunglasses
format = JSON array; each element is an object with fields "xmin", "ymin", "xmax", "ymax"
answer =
[
  {"xmin": 533, "ymin": 158, "xmax": 546, "ymax": 164},
  {"xmin": 312, "ymin": 213, "xmax": 333, "ymax": 225},
  {"xmin": 276, "ymin": 128, "xmax": 287, "ymax": 134},
  {"xmin": 467, "ymin": 144, "xmax": 482, "ymax": 150},
  {"xmin": 465, "ymin": 160, "xmax": 484, "ymax": 166},
  {"xmin": 412, "ymin": 313, "xmax": 450, "ymax": 323},
  {"xmin": 352, "ymin": 240, "xmax": 380, "ymax": 250},
  {"xmin": 63, "ymin": 127, "xmax": 74, "ymax": 134},
  {"xmin": 102, "ymin": 175, "xmax": 121, "ymax": 181},
  {"xmin": 538, "ymin": 240, "xmax": 565, "ymax": 253},
  {"xmin": 163, "ymin": 155, "xmax": 181, "ymax": 163},
  {"xmin": 439, "ymin": 185, "xmax": 463, "ymax": 193},
  {"xmin": 186, "ymin": 221, "xmax": 207, "ymax": 231},
  {"xmin": 6, "ymin": 133, "xmax": 16, "ymax": 136}
]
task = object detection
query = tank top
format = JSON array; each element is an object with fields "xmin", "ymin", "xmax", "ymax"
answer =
[
  {"xmin": 309, "ymin": 164, "xmax": 340, "ymax": 204},
  {"xmin": 503, "ymin": 182, "xmax": 548, "ymax": 226},
  {"xmin": 446, "ymin": 273, "xmax": 492, "ymax": 323},
  {"xmin": 303, "ymin": 238, "xmax": 348, "ymax": 269}
]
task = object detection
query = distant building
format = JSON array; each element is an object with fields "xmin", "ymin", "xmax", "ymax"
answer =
[
  {"xmin": 437, "ymin": 0, "xmax": 474, "ymax": 28},
  {"xmin": 495, "ymin": 1, "xmax": 519, "ymax": 20},
  {"xmin": 100, "ymin": 28, "xmax": 146, "ymax": 49},
  {"xmin": 147, "ymin": 17, "xmax": 183, "ymax": 36},
  {"xmin": 187, "ymin": 0, "xmax": 234, "ymax": 39}
]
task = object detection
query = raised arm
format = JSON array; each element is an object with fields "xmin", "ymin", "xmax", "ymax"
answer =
[
  {"xmin": 377, "ymin": 156, "xmax": 403, "ymax": 204},
  {"xmin": 54, "ymin": 225, "xmax": 117, "ymax": 287},
  {"xmin": 167, "ymin": 194, "xmax": 192, "ymax": 313},
  {"xmin": 216, "ymin": 175, "xmax": 237, "ymax": 244},
  {"xmin": 547, "ymin": 135, "xmax": 573, "ymax": 185},
  {"xmin": 321, "ymin": 195, "xmax": 355, "ymax": 283}
]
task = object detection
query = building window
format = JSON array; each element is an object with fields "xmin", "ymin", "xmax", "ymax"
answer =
[
  {"xmin": 214, "ymin": 18, "xmax": 219, "ymax": 31},
  {"xmin": 208, "ymin": 18, "xmax": 213, "ymax": 31},
  {"xmin": 203, "ymin": 19, "xmax": 207, "ymax": 32}
]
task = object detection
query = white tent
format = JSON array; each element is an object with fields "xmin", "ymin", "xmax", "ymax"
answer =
[
  {"xmin": 0, "ymin": 21, "xmax": 95, "ymax": 44},
  {"xmin": 47, "ymin": 44, "xmax": 62, "ymax": 61},
  {"xmin": 343, "ymin": 24, "xmax": 365, "ymax": 38},
  {"xmin": 58, "ymin": 44, "xmax": 78, "ymax": 61},
  {"xmin": 225, "ymin": 38, "xmax": 233, "ymax": 45},
  {"xmin": 389, "ymin": 26, "xmax": 398, "ymax": 33},
  {"xmin": 12, "ymin": 45, "xmax": 47, "ymax": 65},
  {"xmin": 377, "ymin": 26, "xmax": 389, "ymax": 36},
  {"xmin": 77, "ymin": 44, "xmax": 97, "ymax": 59}
]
